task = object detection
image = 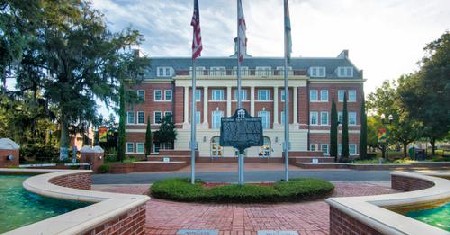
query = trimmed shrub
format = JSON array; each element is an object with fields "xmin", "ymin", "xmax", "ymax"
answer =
[
  {"xmin": 150, "ymin": 178, "xmax": 334, "ymax": 203},
  {"xmin": 98, "ymin": 164, "xmax": 110, "ymax": 173}
]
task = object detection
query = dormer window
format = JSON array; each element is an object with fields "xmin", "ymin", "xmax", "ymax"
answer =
[
  {"xmin": 255, "ymin": 66, "xmax": 272, "ymax": 77},
  {"xmin": 210, "ymin": 66, "xmax": 226, "ymax": 76},
  {"xmin": 189, "ymin": 66, "xmax": 206, "ymax": 76},
  {"xmin": 276, "ymin": 66, "xmax": 293, "ymax": 75},
  {"xmin": 309, "ymin": 66, "xmax": 326, "ymax": 77},
  {"xmin": 337, "ymin": 66, "xmax": 353, "ymax": 77},
  {"xmin": 157, "ymin": 67, "xmax": 173, "ymax": 77}
]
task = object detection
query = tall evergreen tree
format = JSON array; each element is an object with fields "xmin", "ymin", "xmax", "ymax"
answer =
[
  {"xmin": 359, "ymin": 93, "xmax": 368, "ymax": 159},
  {"xmin": 341, "ymin": 92, "xmax": 350, "ymax": 162},
  {"xmin": 117, "ymin": 83, "xmax": 126, "ymax": 162},
  {"xmin": 330, "ymin": 99, "xmax": 338, "ymax": 162},
  {"xmin": 145, "ymin": 115, "xmax": 152, "ymax": 156}
]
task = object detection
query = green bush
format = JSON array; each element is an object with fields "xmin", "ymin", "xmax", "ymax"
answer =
[
  {"xmin": 20, "ymin": 144, "xmax": 59, "ymax": 163},
  {"xmin": 98, "ymin": 164, "xmax": 110, "ymax": 173},
  {"xmin": 150, "ymin": 178, "xmax": 334, "ymax": 203}
]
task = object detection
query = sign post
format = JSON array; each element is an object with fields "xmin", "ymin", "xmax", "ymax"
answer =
[{"xmin": 220, "ymin": 108, "xmax": 263, "ymax": 185}]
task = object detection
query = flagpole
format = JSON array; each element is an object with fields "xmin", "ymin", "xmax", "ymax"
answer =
[
  {"xmin": 190, "ymin": 60, "xmax": 197, "ymax": 184},
  {"xmin": 283, "ymin": 0, "xmax": 290, "ymax": 181},
  {"xmin": 237, "ymin": 0, "xmax": 244, "ymax": 185}
]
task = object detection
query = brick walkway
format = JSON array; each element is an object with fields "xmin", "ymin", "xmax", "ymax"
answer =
[{"xmin": 93, "ymin": 181, "xmax": 397, "ymax": 235}]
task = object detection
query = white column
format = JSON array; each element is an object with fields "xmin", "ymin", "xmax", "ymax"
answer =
[
  {"xmin": 184, "ymin": 86, "xmax": 189, "ymax": 124},
  {"xmin": 250, "ymin": 86, "xmax": 255, "ymax": 116},
  {"xmin": 273, "ymin": 87, "xmax": 279, "ymax": 125},
  {"xmin": 226, "ymin": 86, "xmax": 232, "ymax": 117},
  {"xmin": 293, "ymin": 86, "xmax": 298, "ymax": 124},
  {"xmin": 203, "ymin": 86, "xmax": 208, "ymax": 125}
]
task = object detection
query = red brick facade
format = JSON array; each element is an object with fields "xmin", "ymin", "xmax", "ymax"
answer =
[{"xmin": 49, "ymin": 172, "xmax": 92, "ymax": 190}]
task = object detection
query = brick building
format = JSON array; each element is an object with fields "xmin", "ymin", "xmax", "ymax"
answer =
[{"xmin": 125, "ymin": 49, "xmax": 364, "ymax": 159}]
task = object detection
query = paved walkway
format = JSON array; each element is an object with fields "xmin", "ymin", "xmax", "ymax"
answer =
[{"xmin": 92, "ymin": 163, "xmax": 398, "ymax": 235}]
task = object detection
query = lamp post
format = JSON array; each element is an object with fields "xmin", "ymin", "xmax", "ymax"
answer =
[{"xmin": 379, "ymin": 113, "xmax": 393, "ymax": 159}]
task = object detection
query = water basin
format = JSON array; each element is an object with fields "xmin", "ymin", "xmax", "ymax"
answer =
[{"xmin": 405, "ymin": 202, "xmax": 450, "ymax": 232}]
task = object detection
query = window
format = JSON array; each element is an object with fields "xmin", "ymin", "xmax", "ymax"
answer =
[
  {"xmin": 276, "ymin": 66, "xmax": 293, "ymax": 75},
  {"xmin": 136, "ymin": 143, "xmax": 144, "ymax": 154},
  {"xmin": 349, "ymin": 112, "xmax": 357, "ymax": 125},
  {"xmin": 258, "ymin": 110, "xmax": 270, "ymax": 129},
  {"xmin": 338, "ymin": 90, "xmax": 345, "ymax": 102},
  {"xmin": 258, "ymin": 90, "xmax": 270, "ymax": 101},
  {"xmin": 255, "ymin": 66, "xmax": 271, "ymax": 76},
  {"xmin": 164, "ymin": 111, "xmax": 173, "ymax": 122},
  {"xmin": 137, "ymin": 111, "xmax": 145, "ymax": 124},
  {"xmin": 210, "ymin": 66, "xmax": 226, "ymax": 76},
  {"xmin": 310, "ymin": 90, "xmax": 318, "ymax": 101},
  {"xmin": 165, "ymin": 90, "xmax": 172, "ymax": 101},
  {"xmin": 309, "ymin": 66, "xmax": 326, "ymax": 77},
  {"xmin": 211, "ymin": 89, "xmax": 224, "ymax": 101},
  {"xmin": 337, "ymin": 66, "xmax": 353, "ymax": 77},
  {"xmin": 281, "ymin": 111, "xmax": 286, "ymax": 125},
  {"xmin": 233, "ymin": 89, "xmax": 248, "ymax": 100},
  {"xmin": 126, "ymin": 143, "xmax": 134, "ymax": 153},
  {"xmin": 310, "ymin": 112, "xmax": 319, "ymax": 125},
  {"xmin": 321, "ymin": 111, "xmax": 329, "ymax": 125},
  {"xmin": 154, "ymin": 90, "xmax": 163, "ymax": 101},
  {"xmin": 281, "ymin": 90, "xmax": 287, "ymax": 101},
  {"xmin": 153, "ymin": 142, "xmax": 174, "ymax": 153},
  {"xmin": 196, "ymin": 111, "xmax": 201, "ymax": 124},
  {"xmin": 348, "ymin": 90, "xmax": 356, "ymax": 102},
  {"xmin": 189, "ymin": 66, "xmax": 206, "ymax": 76},
  {"xmin": 212, "ymin": 110, "xmax": 224, "ymax": 128},
  {"xmin": 157, "ymin": 66, "xmax": 173, "ymax": 77},
  {"xmin": 338, "ymin": 112, "xmax": 343, "ymax": 123},
  {"xmin": 320, "ymin": 90, "xmax": 328, "ymax": 101},
  {"xmin": 137, "ymin": 90, "xmax": 145, "ymax": 101},
  {"xmin": 322, "ymin": 144, "xmax": 329, "ymax": 155},
  {"xmin": 349, "ymin": 144, "xmax": 357, "ymax": 155},
  {"xmin": 127, "ymin": 111, "xmax": 135, "ymax": 124},
  {"xmin": 310, "ymin": 144, "xmax": 316, "ymax": 151},
  {"xmin": 233, "ymin": 66, "xmax": 249, "ymax": 76},
  {"xmin": 154, "ymin": 111, "xmax": 162, "ymax": 124},
  {"xmin": 195, "ymin": 89, "xmax": 201, "ymax": 101},
  {"xmin": 338, "ymin": 144, "xmax": 342, "ymax": 156}
]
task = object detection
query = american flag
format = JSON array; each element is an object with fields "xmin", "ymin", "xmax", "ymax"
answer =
[
  {"xmin": 237, "ymin": 0, "xmax": 246, "ymax": 63},
  {"xmin": 191, "ymin": 0, "xmax": 202, "ymax": 60}
]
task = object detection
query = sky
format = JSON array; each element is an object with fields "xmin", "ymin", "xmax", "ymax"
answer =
[{"xmin": 91, "ymin": 0, "xmax": 450, "ymax": 116}]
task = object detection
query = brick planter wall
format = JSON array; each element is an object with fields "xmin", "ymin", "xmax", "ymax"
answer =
[
  {"xmin": 109, "ymin": 163, "xmax": 135, "ymax": 173},
  {"xmin": 0, "ymin": 149, "xmax": 19, "ymax": 168},
  {"xmin": 49, "ymin": 172, "xmax": 91, "ymax": 190},
  {"xmin": 330, "ymin": 207, "xmax": 381, "ymax": 235},
  {"xmin": 134, "ymin": 162, "xmax": 189, "ymax": 172},
  {"xmin": 82, "ymin": 204, "xmax": 146, "ymax": 235},
  {"xmin": 391, "ymin": 174, "xmax": 434, "ymax": 191}
]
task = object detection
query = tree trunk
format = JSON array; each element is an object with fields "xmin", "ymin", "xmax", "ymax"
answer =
[
  {"xmin": 430, "ymin": 137, "xmax": 436, "ymax": 156},
  {"xmin": 403, "ymin": 142, "xmax": 408, "ymax": 158}
]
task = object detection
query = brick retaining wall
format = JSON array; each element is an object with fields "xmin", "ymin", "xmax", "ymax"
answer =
[
  {"xmin": 83, "ymin": 204, "xmax": 146, "ymax": 235},
  {"xmin": 49, "ymin": 172, "xmax": 91, "ymax": 190},
  {"xmin": 391, "ymin": 174, "xmax": 434, "ymax": 191},
  {"xmin": 329, "ymin": 207, "xmax": 380, "ymax": 235}
]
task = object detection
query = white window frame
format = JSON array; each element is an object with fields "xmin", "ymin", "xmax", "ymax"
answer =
[
  {"xmin": 350, "ymin": 144, "xmax": 357, "ymax": 155},
  {"xmin": 233, "ymin": 66, "xmax": 249, "ymax": 76},
  {"xmin": 276, "ymin": 66, "xmax": 293, "ymax": 75},
  {"xmin": 137, "ymin": 90, "xmax": 145, "ymax": 101},
  {"xmin": 195, "ymin": 89, "xmax": 201, "ymax": 101},
  {"xmin": 321, "ymin": 111, "xmax": 329, "ymax": 125},
  {"xmin": 164, "ymin": 90, "xmax": 172, "ymax": 101},
  {"xmin": 310, "ymin": 90, "xmax": 318, "ymax": 102},
  {"xmin": 154, "ymin": 90, "xmax": 163, "ymax": 101},
  {"xmin": 154, "ymin": 111, "xmax": 163, "ymax": 124},
  {"xmin": 348, "ymin": 90, "xmax": 357, "ymax": 102},
  {"xmin": 136, "ymin": 143, "xmax": 145, "ymax": 154},
  {"xmin": 233, "ymin": 89, "xmax": 248, "ymax": 101},
  {"xmin": 137, "ymin": 111, "xmax": 145, "ymax": 124},
  {"xmin": 320, "ymin": 90, "xmax": 328, "ymax": 101},
  {"xmin": 337, "ymin": 66, "xmax": 353, "ymax": 77},
  {"xmin": 255, "ymin": 66, "xmax": 272, "ymax": 76},
  {"xmin": 281, "ymin": 90, "xmax": 286, "ymax": 102},
  {"xmin": 126, "ymin": 111, "xmax": 135, "ymax": 124},
  {"xmin": 309, "ymin": 66, "xmax": 326, "ymax": 77},
  {"xmin": 322, "ymin": 144, "xmax": 329, "ymax": 155},
  {"xmin": 189, "ymin": 66, "xmax": 206, "ymax": 76},
  {"xmin": 210, "ymin": 66, "xmax": 226, "ymax": 76},
  {"xmin": 258, "ymin": 110, "xmax": 271, "ymax": 129},
  {"xmin": 257, "ymin": 90, "xmax": 270, "ymax": 101},
  {"xmin": 212, "ymin": 110, "xmax": 224, "ymax": 129},
  {"xmin": 157, "ymin": 66, "xmax": 173, "ymax": 77},
  {"xmin": 310, "ymin": 112, "xmax": 319, "ymax": 125},
  {"xmin": 211, "ymin": 89, "xmax": 225, "ymax": 101},
  {"xmin": 338, "ymin": 90, "xmax": 345, "ymax": 102},
  {"xmin": 126, "ymin": 142, "xmax": 134, "ymax": 153},
  {"xmin": 349, "ymin": 112, "xmax": 357, "ymax": 125}
]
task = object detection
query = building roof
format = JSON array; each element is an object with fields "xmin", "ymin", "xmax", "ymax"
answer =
[{"xmin": 143, "ymin": 50, "xmax": 363, "ymax": 80}]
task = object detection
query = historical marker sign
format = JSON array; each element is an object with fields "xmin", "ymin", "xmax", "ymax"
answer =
[{"xmin": 220, "ymin": 108, "xmax": 263, "ymax": 153}]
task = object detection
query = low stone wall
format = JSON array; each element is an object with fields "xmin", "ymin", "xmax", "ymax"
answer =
[
  {"xmin": 134, "ymin": 162, "xmax": 188, "ymax": 172},
  {"xmin": 49, "ymin": 172, "xmax": 92, "ymax": 190},
  {"xmin": 3, "ymin": 169, "xmax": 150, "ymax": 235},
  {"xmin": 326, "ymin": 171, "xmax": 450, "ymax": 235}
]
